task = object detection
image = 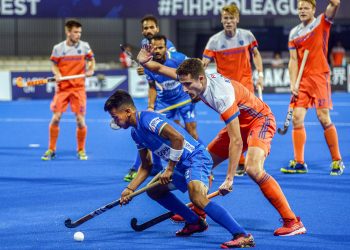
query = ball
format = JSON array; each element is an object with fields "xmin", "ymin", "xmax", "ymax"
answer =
[{"xmin": 74, "ymin": 231, "xmax": 84, "ymax": 242}]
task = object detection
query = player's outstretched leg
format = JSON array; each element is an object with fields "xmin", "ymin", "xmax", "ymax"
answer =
[
  {"xmin": 147, "ymin": 187, "xmax": 207, "ymax": 237},
  {"xmin": 256, "ymin": 172, "xmax": 306, "ymax": 236}
]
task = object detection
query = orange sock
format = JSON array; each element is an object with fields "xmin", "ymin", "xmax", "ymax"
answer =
[
  {"xmin": 239, "ymin": 153, "xmax": 245, "ymax": 165},
  {"xmin": 49, "ymin": 124, "xmax": 59, "ymax": 151},
  {"xmin": 324, "ymin": 124, "xmax": 341, "ymax": 161},
  {"xmin": 292, "ymin": 127, "xmax": 306, "ymax": 163},
  {"xmin": 77, "ymin": 126, "xmax": 87, "ymax": 151},
  {"xmin": 258, "ymin": 173, "xmax": 297, "ymax": 220}
]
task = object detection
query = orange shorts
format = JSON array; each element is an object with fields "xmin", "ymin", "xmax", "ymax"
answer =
[
  {"xmin": 296, "ymin": 72, "xmax": 332, "ymax": 109},
  {"xmin": 50, "ymin": 89, "xmax": 86, "ymax": 114},
  {"xmin": 207, "ymin": 114, "xmax": 276, "ymax": 158}
]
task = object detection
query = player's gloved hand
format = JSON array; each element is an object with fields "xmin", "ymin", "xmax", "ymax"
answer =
[
  {"xmin": 137, "ymin": 66, "xmax": 145, "ymax": 75},
  {"xmin": 137, "ymin": 45, "xmax": 154, "ymax": 65},
  {"xmin": 219, "ymin": 178, "xmax": 233, "ymax": 196},
  {"xmin": 120, "ymin": 188, "xmax": 134, "ymax": 206},
  {"xmin": 160, "ymin": 168, "xmax": 173, "ymax": 185}
]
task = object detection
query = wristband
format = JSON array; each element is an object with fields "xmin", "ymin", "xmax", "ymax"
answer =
[
  {"xmin": 258, "ymin": 72, "xmax": 264, "ymax": 78},
  {"xmin": 126, "ymin": 187, "xmax": 134, "ymax": 192},
  {"xmin": 169, "ymin": 148, "xmax": 184, "ymax": 162}
]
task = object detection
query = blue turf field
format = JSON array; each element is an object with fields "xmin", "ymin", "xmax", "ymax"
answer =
[{"xmin": 0, "ymin": 93, "xmax": 349, "ymax": 250}]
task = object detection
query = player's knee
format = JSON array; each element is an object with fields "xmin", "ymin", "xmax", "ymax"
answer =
[
  {"xmin": 292, "ymin": 115, "xmax": 303, "ymax": 127},
  {"xmin": 247, "ymin": 168, "xmax": 265, "ymax": 182},
  {"xmin": 51, "ymin": 114, "xmax": 61, "ymax": 125}
]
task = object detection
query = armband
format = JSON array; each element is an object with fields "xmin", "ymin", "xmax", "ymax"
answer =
[
  {"xmin": 169, "ymin": 148, "xmax": 184, "ymax": 162},
  {"xmin": 258, "ymin": 72, "xmax": 264, "ymax": 78}
]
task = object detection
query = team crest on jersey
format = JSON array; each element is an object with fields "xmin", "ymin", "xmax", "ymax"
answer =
[
  {"xmin": 149, "ymin": 117, "xmax": 162, "ymax": 132},
  {"xmin": 77, "ymin": 49, "xmax": 82, "ymax": 54},
  {"xmin": 221, "ymin": 44, "xmax": 226, "ymax": 49},
  {"xmin": 239, "ymin": 40, "xmax": 244, "ymax": 45}
]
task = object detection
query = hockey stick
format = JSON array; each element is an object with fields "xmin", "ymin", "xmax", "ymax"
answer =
[
  {"xmin": 64, "ymin": 180, "xmax": 161, "ymax": 228},
  {"xmin": 16, "ymin": 74, "xmax": 86, "ymax": 88},
  {"xmin": 130, "ymin": 190, "xmax": 220, "ymax": 232},
  {"xmin": 277, "ymin": 50, "xmax": 309, "ymax": 135},
  {"xmin": 110, "ymin": 99, "xmax": 192, "ymax": 130},
  {"xmin": 257, "ymin": 85, "xmax": 263, "ymax": 101}
]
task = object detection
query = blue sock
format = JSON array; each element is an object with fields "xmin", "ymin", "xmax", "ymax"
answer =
[
  {"xmin": 152, "ymin": 153, "xmax": 162, "ymax": 169},
  {"xmin": 155, "ymin": 192, "xmax": 198, "ymax": 224},
  {"xmin": 132, "ymin": 154, "xmax": 141, "ymax": 170},
  {"xmin": 204, "ymin": 201, "xmax": 246, "ymax": 235}
]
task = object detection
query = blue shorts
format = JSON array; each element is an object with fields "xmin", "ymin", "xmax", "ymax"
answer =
[
  {"xmin": 169, "ymin": 146, "xmax": 212, "ymax": 192},
  {"xmin": 155, "ymin": 100, "xmax": 196, "ymax": 124}
]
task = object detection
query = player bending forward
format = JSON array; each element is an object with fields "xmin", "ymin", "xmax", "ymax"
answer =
[
  {"xmin": 105, "ymin": 90, "xmax": 255, "ymax": 248},
  {"xmin": 137, "ymin": 47, "xmax": 306, "ymax": 237}
]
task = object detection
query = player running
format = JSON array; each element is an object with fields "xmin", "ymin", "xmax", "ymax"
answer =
[
  {"xmin": 41, "ymin": 19, "xmax": 95, "ymax": 161},
  {"xmin": 137, "ymin": 47, "xmax": 306, "ymax": 237},
  {"xmin": 280, "ymin": 0, "xmax": 345, "ymax": 175},
  {"xmin": 202, "ymin": 4, "xmax": 264, "ymax": 176},
  {"xmin": 105, "ymin": 89, "xmax": 255, "ymax": 248}
]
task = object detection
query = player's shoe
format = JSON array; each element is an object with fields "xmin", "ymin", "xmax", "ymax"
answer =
[
  {"xmin": 175, "ymin": 218, "xmax": 208, "ymax": 237},
  {"xmin": 124, "ymin": 168, "xmax": 137, "ymax": 182},
  {"xmin": 221, "ymin": 233, "xmax": 255, "ymax": 248},
  {"xmin": 41, "ymin": 149, "xmax": 56, "ymax": 161},
  {"xmin": 330, "ymin": 160, "xmax": 345, "ymax": 176},
  {"xmin": 171, "ymin": 204, "xmax": 207, "ymax": 223},
  {"xmin": 77, "ymin": 150, "xmax": 88, "ymax": 160},
  {"xmin": 280, "ymin": 160, "xmax": 308, "ymax": 174},
  {"xmin": 274, "ymin": 216, "xmax": 306, "ymax": 236},
  {"xmin": 235, "ymin": 164, "xmax": 246, "ymax": 176}
]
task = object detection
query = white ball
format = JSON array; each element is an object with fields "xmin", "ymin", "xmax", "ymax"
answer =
[{"xmin": 74, "ymin": 231, "xmax": 84, "ymax": 242}]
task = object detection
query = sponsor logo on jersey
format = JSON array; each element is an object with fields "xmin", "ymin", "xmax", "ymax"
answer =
[{"xmin": 149, "ymin": 117, "xmax": 162, "ymax": 132}]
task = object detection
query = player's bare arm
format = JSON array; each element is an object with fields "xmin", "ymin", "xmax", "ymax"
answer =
[
  {"xmin": 147, "ymin": 81, "xmax": 157, "ymax": 111},
  {"xmin": 159, "ymin": 124, "xmax": 185, "ymax": 185},
  {"xmin": 288, "ymin": 49, "xmax": 299, "ymax": 96},
  {"xmin": 51, "ymin": 63, "xmax": 62, "ymax": 81},
  {"xmin": 252, "ymin": 47, "xmax": 264, "ymax": 89},
  {"xmin": 137, "ymin": 47, "xmax": 177, "ymax": 80},
  {"xmin": 120, "ymin": 148, "xmax": 153, "ymax": 205},
  {"xmin": 219, "ymin": 117, "xmax": 242, "ymax": 195},
  {"xmin": 85, "ymin": 57, "xmax": 95, "ymax": 77},
  {"xmin": 325, "ymin": 0, "xmax": 340, "ymax": 19}
]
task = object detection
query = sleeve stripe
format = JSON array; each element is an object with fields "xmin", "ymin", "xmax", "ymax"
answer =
[
  {"xmin": 158, "ymin": 123, "xmax": 167, "ymax": 135},
  {"xmin": 203, "ymin": 54, "xmax": 213, "ymax": 60},
  {"xmin": 224, "ymin": 111, "xmax": 240, "ymax": 125}
]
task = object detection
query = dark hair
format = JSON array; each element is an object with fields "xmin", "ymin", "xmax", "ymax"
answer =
[
  {"xmin": 176, "ymin": 59, "xmax": 205, "ymax": 80},
  {"xmin": 150, "ymin": 34, "xmax": 167, "ymax": 45},
  {"xmin": 65, "ymin": 19, "xmax": 82, "ymax": 30},
  {"xmin": 141, "ymin": 15, "xmax": 158, "ymax": 26},
  {"xmin": 104, "ymin": 90, "xmax": 135, "ymax": 112}
]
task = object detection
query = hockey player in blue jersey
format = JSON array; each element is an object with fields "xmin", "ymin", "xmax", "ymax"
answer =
[
  {"xmin": 104, "ymin": 90, "xmax": 255, "ymax": 248},
  {"xmin": 125, "ymin": 34, "xmax": 197, "ymax": 182},
  {"xmin": 125, "ymin": 16, "xmax": 178, "ymax": 182}
]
